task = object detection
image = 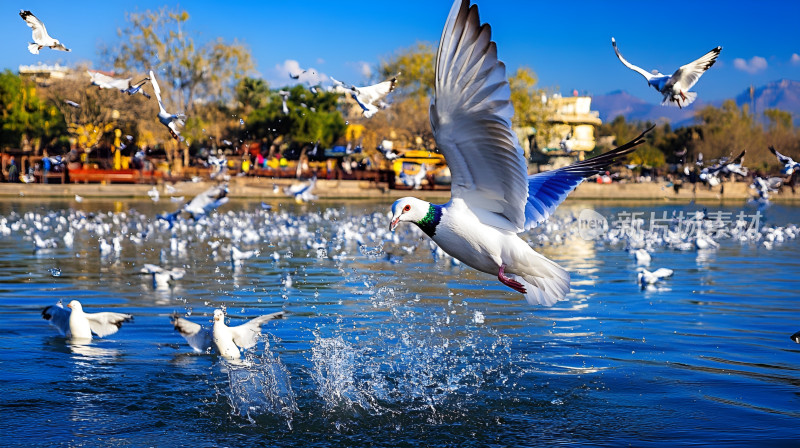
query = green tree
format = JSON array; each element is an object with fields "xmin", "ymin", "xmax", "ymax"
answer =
[
  {"xmin": 106, "ymin": 7, "xmax": 254, "ymax": 115},
  {"xmin": 378, "ymin": 42, "xmax": 435, "ymax": 99},
  {"xmin": 235, "ymin": 77, "xmax": 270, "ymax": 116},
  {"xmin": 246, "ymin": 85, "xmax": 346, "ymax": 153},
  {"xmin": 0, "ymin": 70, "xmax": 65, "ymax": 152}
]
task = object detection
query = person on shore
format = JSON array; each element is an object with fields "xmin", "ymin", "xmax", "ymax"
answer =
[
  {"xmin": 7, "ymin": 156, "xmax": 19, "ymax": 182},
  {"xmin": 42, "ymin": 151, "xmax": 51, "ymax": 183}
]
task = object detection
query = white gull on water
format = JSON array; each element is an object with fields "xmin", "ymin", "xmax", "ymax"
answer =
[
  {"xmin": 172, "ymin": 310, "xmax": 285, "ymax": 359},
  {"xmin": 42, "ymin": 300, "xmax": 132, "ymax": 340}
]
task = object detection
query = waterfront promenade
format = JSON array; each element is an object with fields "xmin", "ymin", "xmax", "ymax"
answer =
[{"xmin": 0, "ymin": 177, "xmax": 796, "ymax": 202}]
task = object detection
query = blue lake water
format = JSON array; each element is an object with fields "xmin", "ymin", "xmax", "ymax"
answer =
[{"xmin": 0, "ymin": 198, "xmax": 798, "ymax": 447}]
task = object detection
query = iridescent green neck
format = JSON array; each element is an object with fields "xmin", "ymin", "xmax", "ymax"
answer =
[{"xmin": 416, "ymin": 204, "xmax": 442, "ymax": 237}]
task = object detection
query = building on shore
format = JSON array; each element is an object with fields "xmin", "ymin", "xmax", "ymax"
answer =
[
  {"xmin": 18, "ymin": 63, "xmax": 71, "ymax": 86},
  {"xmin": 516, "ymin": 93, "xmax": 602, "ymax": 172}
]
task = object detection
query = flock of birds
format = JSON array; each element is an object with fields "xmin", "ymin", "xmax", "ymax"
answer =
[{"xmin": 18, "ymin": 0, "xmax": 800, "ymax": 352}]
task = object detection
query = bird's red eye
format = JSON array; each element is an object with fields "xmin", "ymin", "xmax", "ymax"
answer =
[{"xmin": 403, "ymin": 205, "xmax": 411, "ymax": 212}]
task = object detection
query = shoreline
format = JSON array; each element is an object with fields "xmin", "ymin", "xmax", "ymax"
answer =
[{"xmin": 0, "ymin": 177, "xmax": 798, "ymax": 203}]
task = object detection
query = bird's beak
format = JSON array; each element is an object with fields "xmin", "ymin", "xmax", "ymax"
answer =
[
  {"xmin": 66, "ymin": 303, "xmax": 72, "ymax": 309},
  {"xmin": 390, "ymin": 216, "xmax": 400, "ymax": 232}
]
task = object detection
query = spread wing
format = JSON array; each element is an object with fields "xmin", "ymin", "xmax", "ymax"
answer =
[
  {"xmin": 42, "ymin": 302, "xmax": 70, "ymax": 336},
  {"xmin": 85, "ymin": 311, "xmax": 133, "ymax": 338},
  {"xmin": 669, "ymin": 46, "xmax": 721, "ymax": 91},
  {"xmin": 20, "ymin": 10, "xmax": 49, "ymax": 43},
  {"xmin": 230, "ymin": 312, "xmax": 285, "ymax": 349},
  {"xmin": 172, "ymin": 315, "xmax": 212, "ymax": 353},
  {"xmin": 353, "ymin": 75, "xmax": 398, "ymax": 105},
  {"xmin": 149, "ymin": 69, "xmax": 169, "ymax": 115},
  {"xmin": 430, "ymin": 0, "xmax": 528, "ymax": 232},
  {"xmin": 524, "ymin": 127, "xmax": 651, "ymax": 229},
  {"xmin": 612, "ymin": 38, "xmax": 656, "ymax": 82},
  {"xmin": 769, "ymin": 146, "xmax": 794, "ymax": 165}
]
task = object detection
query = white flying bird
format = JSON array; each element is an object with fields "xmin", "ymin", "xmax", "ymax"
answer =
[
  {"xmin": 389, "ymin": 0, "xmax": 649, "ymax": 306},
  {"xmin": 149, "ymin": 70, "xmax": 186, "ymax": 140},
  {"xmin": 159, "ymin": 183, "xmax": 229, "ymax": 225},
  {"xmin": 348, "ymin": 74, "xmax": 399, "ymax": 118},
  {"xmin": 42, "ymin": 300, "xmax": 132, "ymax": 340},
  {"xmin": 172, "ymin": 310, "xmax": 285, "ymax": 359},
  {"xmin": 612, "ymin": 37, "xmax": 721, "ymax": 108},
  {"xmin": 769, "ymin": 146, "xmax": 800, "ymax": 176},
  {"xmin": 278, "ymin": 90, "xmax": 290, "ymax": 115},
  {"xmin": 19, "ymin": 10, "xmax": 70, "ymax": 54},
  {"xmin": 87, "ymin": 71, "xmax": 151, "ymax": 99}
]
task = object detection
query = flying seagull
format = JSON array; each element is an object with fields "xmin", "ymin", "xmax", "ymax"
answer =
[
  {"xmin": 611, "ymin": 37, "xmax": 721, "ymax": 108},
  {"xmin": 159, "ymin": 183, "xmax": 229, "ymax": 225},
  {"xmin": 64, "ymin": 100, "xmax": 80, "ymax": 108},
  {"xmin": 769, "ymin": 146, "xmax": 800, "ymax": 175},
  {"xmin": 42, "ymin": 300, "xmax": 132, "ymax": 340},
  {"xmin": 389, "ymin": 0, "xmax": 650, "ymax": 306},
  {"xmin": 278, "ymin": 90, "xmax": 290, "ymax": 115},
  {"xmin": 172, "ymin": 309, "xmax": 285, "ymax": 359},
  {"xmin": 19, "ymin": 10, "xmax": 70, "ymax": 54},
  {"xmin": 88, "ymin": 71, "xmax": 151, "ymax": 99},
  {"xmin": 348, "ymin": 74, "xmax": 400, "ymax": 118},
  {"xmin": 123, "ymin": 77, "xmax": 151, "ymax": 99},
  {"xmin": 149, "ymin": 69, "xmax": 186, "ymax": 140}
]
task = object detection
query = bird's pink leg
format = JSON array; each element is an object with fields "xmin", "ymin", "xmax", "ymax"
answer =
[{"xmin": 498, "ymin": 264, "xmax": 526, "ymax": 293}]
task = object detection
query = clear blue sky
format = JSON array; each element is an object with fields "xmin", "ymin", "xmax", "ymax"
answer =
[{"xmin": 2, "ymin": 0, "xmax": 799, "ymax": 103}]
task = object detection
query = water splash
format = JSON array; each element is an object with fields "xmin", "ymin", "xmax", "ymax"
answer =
[{"xmin": 223, "ymin": 346, "xmax": 297, "ymax": 426}]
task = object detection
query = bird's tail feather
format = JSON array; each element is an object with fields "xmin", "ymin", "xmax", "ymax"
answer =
[
  {"xmin": 511, "ymin": 264, "xmax": 570, "ymax": 307},
  {"xmin": 663, "ymin": 91, "xmax": 697, "ymax": 108},
  {"xmin": 27, "ymin": 43, "xmax": 40, "ymax": 55}
]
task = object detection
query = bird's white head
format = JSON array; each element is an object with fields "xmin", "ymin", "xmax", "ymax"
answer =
[
  {"xmin": 213, "ymin": 309, "xmax": 225, "ymax": 322},
  {"xmin": 66, "ymin": 300, "xmax": 82, "ymax": 311},
  {"xmin": 389, "ymin": 197, "xmax": 431, "ymax": 231}
]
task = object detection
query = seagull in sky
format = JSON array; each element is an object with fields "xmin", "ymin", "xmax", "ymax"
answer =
[
  {"xmin": 278, "ymin": 90, "xmax": 290, "ymax": 115},
  {"xmin": 769, "ymin": 146, "xmax": 800, "ymax": 175},
  {"xmin": 87, "ymin": 71, "xmax": 150, "ymax": 99},
  {"xmin": 172, "ymin": 310, "xmax": 285, "ymax": 359},
  {"xmin": 389, "ymin": 0, "xmax": 650, "ymax": 306},
  {"xmin": 42, "ymin": 300, "xmax": 132, "ymax": 340},
  {"xmin": 348, "ymin": 74, "xmax": 400, "ymax": 118},
  {"xmin": 149, "ymin": 70, "xmax": 186, "ymax": 140},
  {"xmin": 19, "ymin": 10, "xmax": 70, "ymax": 54},
  {"xmin": 611, "ymin": 37, "xmax": 721, "ymax": 108},
  {"xmin": 122, "ymin": 77, "xmax": 151, "ymax": 99}
]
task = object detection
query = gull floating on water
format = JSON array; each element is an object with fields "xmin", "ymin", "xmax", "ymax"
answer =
[
  {"xmin": 149, "ymin": 70, "xmax": 186, "ymax": 140},
  {"xmin": 140, "ymin": 263, "xmax": 185, "ymax": 288},
  {"xmin": 42, "ymin": 300, "xmax": 132, "ymax": 340},
  {"xmin": 19, "ymin": 10, "xmax": 70, "ymax": 54},
  {"xmin": 611, "ymin": 37, "xmax": 720, "ymax": 108},
  {"xmin": 388, "ymin": 0, "xmax": 650, "ymax": 306},
  {"xmin": 637, "ymin": 267, "xmax": 674, "ymax": 287},
  {"xmin": 172, "ymin": 309, "xmax": 285, "ymax": 359}
]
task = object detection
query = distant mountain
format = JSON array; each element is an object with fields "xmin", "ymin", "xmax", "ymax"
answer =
[
  {"xmin": 734, "ymin": 79, "xmax": 800, "ymax": 122},
  {"xmin": 591, "ymin": 79, "xmax": 800, "ymax": 127}
]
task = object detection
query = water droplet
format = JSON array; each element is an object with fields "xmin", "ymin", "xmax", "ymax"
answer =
[{"xmin": 49, "ymin": 268, "xmax": 61, "ymax": 277}]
